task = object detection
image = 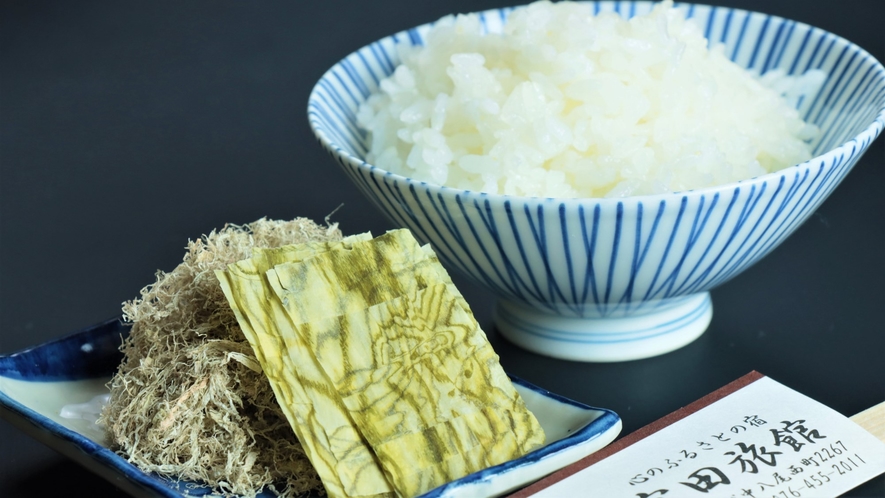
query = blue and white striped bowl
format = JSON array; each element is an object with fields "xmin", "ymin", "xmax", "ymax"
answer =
[{"xmin": 308, "ymin": 2, "xmax": 885, "ymax": 362}]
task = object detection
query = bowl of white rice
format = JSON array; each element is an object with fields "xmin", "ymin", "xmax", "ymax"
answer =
[{"xmin": 308, "ymin": 1, "xmax": 885, "ymax": 361}]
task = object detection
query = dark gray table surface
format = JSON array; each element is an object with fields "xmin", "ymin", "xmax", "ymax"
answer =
[{"xmin": 1, "ymin": 0, "xmax": 883, "ymax": 496}]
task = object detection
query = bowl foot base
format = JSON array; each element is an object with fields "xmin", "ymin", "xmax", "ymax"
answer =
[{"xmin": 494, "ymin": 293, "xmax": 712, "ymax": 362}]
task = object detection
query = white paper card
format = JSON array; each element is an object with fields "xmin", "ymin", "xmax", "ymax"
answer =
[{"xmin": 532, "ymin": 377, "xmax": 885, "ymax": 498}]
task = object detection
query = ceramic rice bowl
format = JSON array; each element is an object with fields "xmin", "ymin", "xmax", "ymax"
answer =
[{"xmin": 308, "ymin": 1, "xmax": 885, "ymax": 362}]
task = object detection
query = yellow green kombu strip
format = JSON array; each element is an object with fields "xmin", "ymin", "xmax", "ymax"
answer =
[
  {"xmin": 265, "ymin": 229, "xmax": 461, "ymax": 322},
  {"xmin": 292, "ymin": 283, "xmax": 545, "ymax": 497},
  {"xmin": 216, "ymin": 234, "xmax": 393, "ymax": 498},
  {"xmin": 220, "ymin": 229, "xmax": 544, "ymax": 498}
]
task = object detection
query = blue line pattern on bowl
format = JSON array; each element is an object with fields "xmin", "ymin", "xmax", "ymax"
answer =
[
  {"xmin": 498, "ymin": 294, "xmax": 710, "ymax": 344},
  {"xmin": 308, "ymin": 1, "xmax": 885, "ymax": 320}
]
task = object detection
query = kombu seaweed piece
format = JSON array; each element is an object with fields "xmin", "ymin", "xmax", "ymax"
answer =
[
  {"xmin": 216, "ymin": 233, "xmax": 394, "ymax": 498},
  {"xmin": 224, "ymin": 229, "xmax": 543, "ymax": 498},
  {"xmin": 288, "ymin": 283, "xmax": 545, "ymax": 498},
  {"xmin": 264, "ymin": 229, "xmax": 460, "ymax": 326}
]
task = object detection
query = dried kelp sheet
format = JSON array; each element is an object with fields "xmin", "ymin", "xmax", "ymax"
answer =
[
  {"xmin": 292, "ymin": 283, "xmax": 545, "ymax": 497},
  {"xmin": 219, "ymin": 229, "xmax": 544, "ymax": 498},
  {"xmin": 217, "ymin": 234, "xmax": 393, "ymax": 498}
]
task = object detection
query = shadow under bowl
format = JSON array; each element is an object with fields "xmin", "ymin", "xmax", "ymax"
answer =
[{"xmin": 308, "ymin": 1, "xmax": 885, "ymax": 362}]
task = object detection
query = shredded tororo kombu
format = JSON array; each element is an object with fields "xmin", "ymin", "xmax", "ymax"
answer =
[{"xmin": 100, "ymin": 218, "xmax": 340, "ymax": 497}]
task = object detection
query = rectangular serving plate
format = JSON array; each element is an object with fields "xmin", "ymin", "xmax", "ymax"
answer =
[{"xmin": 0, "ymin": 318, "xmax": 621, "ymax": 498}]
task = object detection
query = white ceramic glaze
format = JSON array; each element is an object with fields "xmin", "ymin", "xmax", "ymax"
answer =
[
  {"xmin": 308, "ymin": 1, "xmax": 885, "ymax": 361},
  {"xmin": 496, "ymin": 293, "xmax": 712, "ymax": 362}
]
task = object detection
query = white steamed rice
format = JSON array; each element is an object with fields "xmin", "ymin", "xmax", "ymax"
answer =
[{"xmin": 357, "ymin": 0, "xmax": 825, "ymax": 198}]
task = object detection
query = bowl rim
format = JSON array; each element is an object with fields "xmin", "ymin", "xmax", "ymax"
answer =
[{"xmin": 307, "ymin": 0, "xmax": 885, "ymax": 206}]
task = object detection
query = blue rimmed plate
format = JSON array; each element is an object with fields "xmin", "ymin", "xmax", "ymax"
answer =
[{"xmin": 0, "ymin": 318, "xmax": 621, "ymax": 497}]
